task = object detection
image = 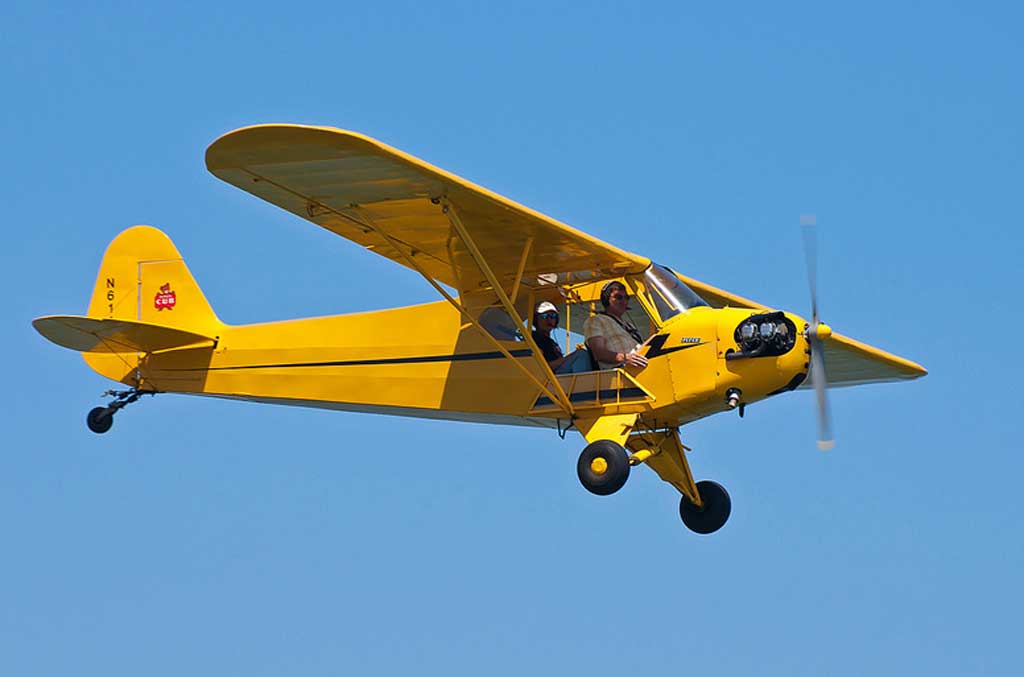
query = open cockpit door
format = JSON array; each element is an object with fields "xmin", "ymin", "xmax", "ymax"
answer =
[{"xmin": 529, "ymin": 368, "xmax": 656, "ymax": 415}]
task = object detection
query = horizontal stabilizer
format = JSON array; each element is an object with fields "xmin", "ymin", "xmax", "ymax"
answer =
[{"xmin": 33, "ymin": 315, "xmax": 216, "ymax": 353}]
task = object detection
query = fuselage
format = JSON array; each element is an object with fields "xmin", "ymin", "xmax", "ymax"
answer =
[{"xmin": 83, "ymin": 298, "xmax": 810, "ymax": 429}]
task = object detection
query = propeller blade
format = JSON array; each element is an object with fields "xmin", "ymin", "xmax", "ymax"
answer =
[
  {"xmin": 801, "ymin": 215, "xmax": 834, "ymax": 449},
  {"xmin": 801, "ymin": 217, "xmax": 819, "ymax": 324},
  {"xmin": 809, "ymin": 337, "xmax": 834, "ymax": 450}
]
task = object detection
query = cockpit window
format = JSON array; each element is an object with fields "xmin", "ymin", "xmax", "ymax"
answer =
[
  {"xmin": 478, "ymin": 307, "xmax": 524, "ymax": 341},
  {"xmin": 644, "ymin": 264, "xmax": 709, "ymax": 322}
]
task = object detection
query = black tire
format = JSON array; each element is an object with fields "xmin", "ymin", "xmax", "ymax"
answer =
[
  {"xmin": 577, "ymin": 440, "xmax": 630, "ymax": 496},
  {"xmin": 679, "ymin": 480, "xmax": 731, "ymax": 534},
  {"xmin": 86, "ymin": 407, "xmax": 113, "ymax": 434}
]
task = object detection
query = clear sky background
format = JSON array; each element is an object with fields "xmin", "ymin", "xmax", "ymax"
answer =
[{"xmin": 3, "ymin": 2, "xmax": 1021, "ymax": 675}]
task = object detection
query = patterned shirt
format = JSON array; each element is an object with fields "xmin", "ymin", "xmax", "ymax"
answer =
[{"xmin": 583, "ymin": 313, "xmax": 643, "ymax": 369}]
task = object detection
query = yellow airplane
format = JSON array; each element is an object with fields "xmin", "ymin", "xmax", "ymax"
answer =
[{"xmin": 33, "ymin": 124, "xmax": 926, "ymax": 534}]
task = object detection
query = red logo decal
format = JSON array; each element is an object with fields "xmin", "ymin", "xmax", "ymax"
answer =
[{"xmin": 154, "ymin": 283, "xmax": 176, "ymax": 310}]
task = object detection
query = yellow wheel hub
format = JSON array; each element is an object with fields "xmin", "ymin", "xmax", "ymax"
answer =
[{"xmin": 590, "ymin": 457, "xmax": 609, "ymax": 475}]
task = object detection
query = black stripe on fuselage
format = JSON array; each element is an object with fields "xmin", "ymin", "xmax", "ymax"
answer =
[{"xmin": 169, "ymin": 348, "xmax": 535, "ymax": 372}]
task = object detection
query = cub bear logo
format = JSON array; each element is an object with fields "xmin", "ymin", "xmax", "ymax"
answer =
[{"xmin": 154, "ymin": 283, "xmax": 177, "ymax": 311}]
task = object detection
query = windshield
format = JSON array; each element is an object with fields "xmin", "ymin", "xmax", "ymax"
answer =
[{"xmin": 644, "ymin": 264, "xmax": 709, "ymax": 322}]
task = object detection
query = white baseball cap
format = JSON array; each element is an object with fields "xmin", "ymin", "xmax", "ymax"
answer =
[{"xmin": 535, "ymin": 301, "xmax": 558, "ymax": 314}]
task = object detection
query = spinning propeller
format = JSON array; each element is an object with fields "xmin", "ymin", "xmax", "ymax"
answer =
[{"xmin": 801, "ymin": 216, "xmax": 835, "ymax": 451}]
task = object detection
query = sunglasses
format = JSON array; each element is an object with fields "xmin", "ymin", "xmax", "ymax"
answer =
[
  {"xmin": 539, "ymin": 312, "xmax": 559, "ymax": 320},
  {"xmin": 610, "ymin": 293, "xmax": 629, "ymax": 301}
]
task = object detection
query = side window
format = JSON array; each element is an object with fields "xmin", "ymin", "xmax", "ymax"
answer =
[
  {"xmin": 569, "ymin": 299, "xmax": 652, "ymax": 338},
  {"xmin": 479, "ymin": 307, "xmax": 524, "ymax": 342},
  {"xmin": 566, "ymin": 300, "xmax": 596, "ymax": 347},
  {"xmin": 621, "ymin": 309, "xmax": 652, "ymax": 338}
]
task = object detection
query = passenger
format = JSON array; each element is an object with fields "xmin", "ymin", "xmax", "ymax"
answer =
[
  {"xmin": 532, "ymin": 301, "xmax": 589, "ymax": 373},
  {"xmin": 583, "ymin": 281, "xmax": 649, "ymax": 370}
]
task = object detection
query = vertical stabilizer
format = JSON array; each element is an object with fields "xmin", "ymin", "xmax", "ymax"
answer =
[{"xmin": 87, "ymin": 225, "xmax": 221, "ymax": 335}]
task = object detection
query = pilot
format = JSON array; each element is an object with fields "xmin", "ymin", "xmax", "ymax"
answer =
[
  {"xmin": 583, "ymin": 281, "xmax": 649, "ymax": 370},
  {"xmin": 532, "ymin": 301, "xmax": 589, "ymax": 373}
]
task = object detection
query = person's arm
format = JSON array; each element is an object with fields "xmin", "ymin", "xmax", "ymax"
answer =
[
  {"xmin": 548, "ymin": 353, "xmax": 569, "ymax": 370},
  {"xmin": 586, "ymin": 336, "xmax": 648, "ymax": 368}
]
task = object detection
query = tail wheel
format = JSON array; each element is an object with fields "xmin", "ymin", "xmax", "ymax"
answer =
[
  {"xmin": 577, "ymin": 440, "xmax": 630, "ymax": 495},
  {"xmin": 679, "ymin": 480, "xmax": 731, "ymax": 534},
  {"xmin": 86, "ymin": 407, "xmax": 113, "ymax": 434}
]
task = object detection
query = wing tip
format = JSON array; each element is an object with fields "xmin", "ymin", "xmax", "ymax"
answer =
[
  {"xmin": 205, "ymin": 123, "xmax": 370, "ymax": 171},
  {"xmin": 903, "ymin": 361, "xmax": 928, "ymax": 379}
]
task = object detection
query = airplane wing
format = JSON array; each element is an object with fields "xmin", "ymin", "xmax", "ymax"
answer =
[
  {"xmin": 205, "ymin": 124, "xmax": 650, "ymax": 293},
  {"xmin": 804, "ymin": 332, "xmax": 927, "ymax": 388}
]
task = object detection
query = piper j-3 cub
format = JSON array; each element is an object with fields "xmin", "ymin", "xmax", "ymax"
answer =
[{"xmin": 33, "ymin": 125, "xmax": 927, "ymax": 534}]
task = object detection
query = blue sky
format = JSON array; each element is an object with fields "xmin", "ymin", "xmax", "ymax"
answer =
[{"xmin": 3, "ymin": 2, "xmax": 1021, "ymax": 675}]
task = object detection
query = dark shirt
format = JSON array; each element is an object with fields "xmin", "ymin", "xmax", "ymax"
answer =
[{"xmin": 532, "ymin": 330, "xmax": 563, "ymax": 363}]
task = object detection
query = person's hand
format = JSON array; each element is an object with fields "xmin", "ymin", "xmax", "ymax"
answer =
[{"xmin": 623, "ymin": 351, "xmax": 648, "ymax": 368}]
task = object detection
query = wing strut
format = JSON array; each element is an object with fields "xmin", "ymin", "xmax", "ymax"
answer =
[
  {"xmin": 443, "ymin": 199, "xmax": 576, "ymax": 416},
  {"xmin": 336, "ymin": 204, "xmax": 575, "ymax": 418},
  {"xmin": 510, "ymin": 236, "xmax": 533, "ymax": 304}
]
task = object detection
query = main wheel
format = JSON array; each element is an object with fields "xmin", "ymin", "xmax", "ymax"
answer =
[
  {"xmin": 86, "ymin": 407, "xmax": 113, "ymax": 434},
  {"xmin": 577, "ymin": 440, "xmax": 630, "ymax": 495},
  {"xmin": 679, "ymin": 480, "xmax": 731, "ymax": 534}
]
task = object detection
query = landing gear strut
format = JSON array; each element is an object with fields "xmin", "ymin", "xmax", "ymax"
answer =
[
  {"xmin": 85, "ymin": 389, "xmax": 155, "ymax": 434},
  {"xmin": 621, "ymin": 427, "xmax": 733, "ymax": 534}
]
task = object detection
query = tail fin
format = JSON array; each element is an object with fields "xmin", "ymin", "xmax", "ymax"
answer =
[
  {"xmin": 33, "ymin": 226, "xmax": 221, "ymax": 387},
  {"xmin": 87, "ymin": 225, "xmax": 221, "ymax": 333}
]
